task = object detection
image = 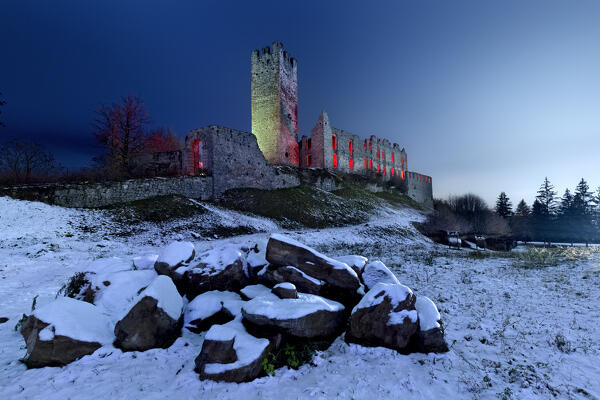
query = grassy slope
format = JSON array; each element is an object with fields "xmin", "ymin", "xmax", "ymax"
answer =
[{"xmin": 219, "ymin": 184, "xmax": 422, "ymax": 229}]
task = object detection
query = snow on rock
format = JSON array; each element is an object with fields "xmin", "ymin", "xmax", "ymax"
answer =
[
  {"xmin": 83, "ymin": 257, "xmax": 133, "ymax": 275},
  {"xmin": 155, "ymin": 241, "xmax": 195, "ymax": 274},
  {"xmin": 178, "ymin": 244, "xmax": 250, "ymax": 299},
  {"xmin": 195, "ymin": 319, "xmax": 272, "ymax": 383},
  {"xmin": 353, "ymin": 282, "xmax": 413, "ymax": 313},
  {"xmin": 265, "ymin": 234, "xmax": 361, "ymax": 305},
  {"xmin": 114, "ymin": 276, "xmax": 183, "ymax": 351},
  {"xmin": 361, "ymin": 260, "xmax": 401, "ymax": 291},
  {"xmin": 91, "ymin": 269, "xmax": 157, "ymax": 323},
  {"xmin": 240, "ymin": 284, "xmax": 279, "ymax": 301},
  {"xmin": 335, "ymin": 255, "xmax": 368, "ymax": 275},
  {"xmin": 258, "ymin": 264, "xmax": 324, "ymax": 296},
  {"xmin": 20, "ymin": 297, "xmax": 114, "ymax": 368},
  {"xmin": 242, "ymin": 293, "xmax": 345, "ymax": 338},
  {"xmin": 133, "ymin": 254, "xmax": 159, "ymax": 270},
  {"xmin": 32, "ymin": 297, "xmax": 114, "ymax": 344},
  {"xmin": 414, "ymin": 295, "xmax": 441, "ymax": 331},
  {"xmin": 184, "ymin": 291, "xmax": 244, "ymax": 333},
  {"xmin": 347, "ymin": 282, "xmax": 419, "ymax": 353},
  {"xmin": 272, "ymin": 282, "xmax": 298, "ymax": 299}
]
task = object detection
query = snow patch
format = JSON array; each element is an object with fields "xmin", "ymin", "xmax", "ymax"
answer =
[
  {"xmin": 137, "ymin": 276, "xmax": 183, "ymax": 320},
  {"xmin": 284, "ymin": 265, "xmax": 324, "ymax": 286},
  {"xmin": 387, "ymin": 309, "xmax": 418, "ymax": 326},
  {"xmin": 33, "ymin": 297, "xmax": 114, "ymax": 344},
  {"xmin": 354, "ymin": 282, "xmax": 413, "ymax": 313},
  {"xmin": 157, "ymin": 241, "xmax": 195, "ymax": 267},
  {"xmin": 362, "ymin": 260, "xmax": 400, "ymax": 290},
  {"xmin": 273, "ymin": 282, "xmax": 296, "ymax": 290},
  {"xmin": 243, "ymin": 293, "xmax": 344, "ymax": 320},
  {"xmin": 240, "ymin": 284, "xmax": 278, "ymax": 300},
  {"xmin": 184, "ymin": 291, "xmax": 244, "ymax": 327},
  {"xmin": 335, "ymin": 255, "xmax": 368, "ymax": 271},
  {"xmin": 133, "ymin": 254, "xmax": 158, "ymax": 270},
  {"xmin": 415, "ymin": 295, "xmax": 441, "ymax": 331}
]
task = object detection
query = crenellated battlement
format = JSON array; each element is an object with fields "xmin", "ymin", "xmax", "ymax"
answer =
[{"xmin": 252, "ymin": 42, "xmax": 296, "ymax": 69}]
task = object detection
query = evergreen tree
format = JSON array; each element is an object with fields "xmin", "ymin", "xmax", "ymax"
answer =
[
  {"xmin": 572, "ymin": 178, "xmax": 592, "ymax": 214},
  {"xmin": 514, "ymin": 199, "xmax": 531, "ymax": 216},
  {"xmin": 557, "ymin": 189, "xmax": 575, "ymax": 243},
  {"xmin": 558, "ymin": 188, "xmax": 574, "ymax": 216},
  {"xmin": 495, "ymin": 192, "xmax": 513, "ymax": 218},
  {"xmin": 571, "ymin": 178, "xmax": 594, "ymax": 243},
  {"xmin": 536, "ymin": 177, "xmax": 557, "ymax": 215}
]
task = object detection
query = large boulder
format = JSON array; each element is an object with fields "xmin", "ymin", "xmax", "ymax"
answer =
[
  {"xmin": 178, "ymin": 244, "xmax": 250, "ymax": 299},
  {"xmin": 361, "ymin": 260, "xmax": 400, "ymax": 291},
  {"xmin": 265, "ymin": 234, "xmax": 362, "ymax": 304},
  {"xmin": 413, "ymin": 295, "xmax": 448, "ymax": 353},
  {"xmin": 20, "ymin": 297, "xmax": 113, "ymax": 368},
  {"xmin": 346, "ymin": 282, "xmax": 419, "ymax": 353},
  {"xmin": 272, "ymin": 282, "xmax": 298, "ymax": 299},
  {"xmin": 258, "ymin": 264, "xmax": 325, "ymax": 295},
  {"xmin": 195, "ymin": 319, "xmax": 273, "ymax": 383},
  {"xmin": 154, "ymin": 241, "xmax": 195, "ymax": 276},
  {"xmin": 184, "ymin": 291, "xmax": 244, "ymax": 333},
  {"xmin": 114, "ymin": 276, "xmax": 183, "ymax": 351},
  {"xmin": 242, "ymin": 292, "xmax": 345, "ymax": 339}
]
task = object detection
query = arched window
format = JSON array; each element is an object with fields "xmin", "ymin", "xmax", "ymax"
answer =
[
  {"xmin": 383, "ymin": 165, "xmax": 386, "ymax": 175},
  {"xmin": 391, "ymin": 168, "xmax": 394, "ymax": 177},
  {"xmin": 349, "ymin": 158, "xmax": 354, "ymax": 170},
  {"xmin": 376, "ymin": 149, "xmax": 380, "ymax": 159},
  {"xmin": 332, "ymin": 134, "xmax": 337, "ymax": 151},
  {"xmin": 364, "ymin": 157, "xmax": 367, "ymax": 169},
  {"xmin": 369, "ymin": 159, "xmax": 372, "ymax": 169},
  {"xmin": 391, "ymin": 153, "xmax": 394, "ymax": 163},
  {"xmin": 376, "ymin": 164, "xmax": 380, "ymax": 174},
  {"xmin": 368, "ymin": 140, "xmax": 372, "ymax": 152},
  {"xmin": 306, "ymin": 154, "xmax": 311, "ymax": 166},
  {"xmin": 382, "ymin": 151, "xmax": 385, "ymax": 161},
  {"xmin": 332, "ymin": 153, "xmax": 337, "ymax": 168},
  {"xmin": 349, "ymin": 140, "xmax": 353, "ymax": 155},
  {"xmin": 401, "ymin": 170, "xmax": 405, "ymax": 180}
]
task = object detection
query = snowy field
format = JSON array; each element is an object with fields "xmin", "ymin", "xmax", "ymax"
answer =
[{"xmin": 1, "ymin": 196, "xmax": 599, "ymax": 399}]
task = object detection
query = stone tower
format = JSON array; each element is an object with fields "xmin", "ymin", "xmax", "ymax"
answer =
[{"xmin": 251, "ymin": 42, "xmax": 299, "ymax": 165}]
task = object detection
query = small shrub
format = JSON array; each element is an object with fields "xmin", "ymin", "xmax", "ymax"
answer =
[
  {"xmin": 554, "ymin": 333, "xmax": 572, "ymax": 353},
  {"xmin": 262, "ymin": 353, "xmax": 276, "ymax": 376},
  {"xmin": 57, "ymin": 272, "xmax": 92, "ymax": 300},
  {"xmin": 514, "ymin": 248, "xmax": 559, "ymax": 269}
]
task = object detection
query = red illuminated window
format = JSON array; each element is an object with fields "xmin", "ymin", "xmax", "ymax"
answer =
[
  {"xmin": 401, "ymin": 170, "xmax": 405, "ymax": 180},
  {"xmin": 382, "ymin": 151, "xmax": 385, "ymax": 161},
  {"xmin": 369, "ymin": 159, "xmax": 373, "ymax": 169},
  {"xmin": 377, "ymin": 164, "xmax": 380, "ymax": 174},
  {"xmin": 306, "ymin": 154, "xmax": 312, "ymax": 166},
  {"xmin": 364, "ymin": 140, "xmax": 367, "ymax": 150},
  {"xmin": 194, "ymin": 139, "xmax": 203, "ymax": 171},
  {"xmin": 391, "ymin": 168, "xmax": 394, "ymax": 177},
  {"xmin": 376, "ymin": 149, "xmax": 380, "ymax": 159},
  {"xmin": 391, "ymin": 153, "xmax": 394, "ymax": 163},
  {"xmin": 332, "ymin": 153, "xmax": 337, "ymax": 168},
  {"xmin": 332, "ymin": 135, "xmax": 337, "ymax": 151},
  {"xmin": 349, "ymin": 157, "xmax": 354, "ymax": 170},
  {"xmin": 364, "ymin": 158, "xmax": 367, "ymax": 169},
  {"xmin": 349, "ymin": 140, "xmax": 353, "ymax": 155},
  {"xmin": 383, "ymin": 166, "xmax": 386, "ymax": 175},
  {"xmin": 400, "ymin": 156, "xmax": 403, "ymax": 167}
]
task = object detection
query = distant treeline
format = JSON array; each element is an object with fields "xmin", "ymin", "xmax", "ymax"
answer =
[{"xmin": 425, "ymin": 177, "xmax": 600, "ymax": 244}]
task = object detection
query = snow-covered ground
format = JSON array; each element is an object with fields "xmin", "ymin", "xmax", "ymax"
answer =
[{"xmin": 1, "ymin": 196, "xmax": 599, "ymax": 399}]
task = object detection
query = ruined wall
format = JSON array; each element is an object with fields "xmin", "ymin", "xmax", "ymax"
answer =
[
  {"xmin": 184, "ymin": 126, "xmax": 300, "ymax": 197},
  {"xmin": 0, "ymin": 176, "xmax": 212, "ymax": 208},
  {"xmin": 251, "ymin": 42, "xmax": 299, "ymax": 166},
  {"xmin": 406, "ymin": 171, "xmax": 433, "ymax": 209},
  {"xmin": 132, "ymin": 150, "xmax": 182, "ymax": 177}
]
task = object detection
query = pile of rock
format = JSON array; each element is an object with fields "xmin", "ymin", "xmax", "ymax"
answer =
[{"xmin": 19, "ymin": 234, "xmax": 448, "ymax": 382}]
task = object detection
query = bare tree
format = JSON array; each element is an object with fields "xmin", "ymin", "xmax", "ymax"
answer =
[
  {"xmin": 144, "ymin": 127, "xmax": 180, "ymax": 153},
  {"xmin": 93, "ymin": 96, "xmax": 150, "ymax": 177},
  {"xmin": 0, "ymin": 139, "xmax": 59, "ymax": 183},
  {"xmin": 0, "ymin": 92, "xmax": 6, "ymax": 127}
]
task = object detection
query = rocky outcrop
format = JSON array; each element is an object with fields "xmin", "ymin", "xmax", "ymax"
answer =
[
  {"xmin": 184, "ymin": 291, "xmax": 243, "ymax": 333},
  {"xmin": 20, "ymin": 297, "xmax": 113, "ymax": 368},
  {"xmin": 266, "ymin": 234, "xmax": 362, "ymax": 305},
  {"xmin": 242, "ymin": 293, "xmax": 345, "ymax": 339},
  {"xmin": 258, "ymin": 264, "xmax": 324, "ymax": 295},
  {"xmin": 335, "ymin": 255, "xmax": 368, "ymax": 276},
  {"xmin": 346, "ymin": 282, "xmax": 419, "ymax": 353},
  {"xmin": 114, "ymin": 276, "xmax": 183, "ymax": 351}
]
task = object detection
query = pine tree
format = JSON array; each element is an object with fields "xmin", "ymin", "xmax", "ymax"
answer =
[
  {"xmin": 514, "ymin": 199, "xmax": 531, "ymax": 216},
  {"xmin": 495, "ymin": 192, "xmax": 513, "ymax": 218},
  {"xmin": 571, "ymin": 178, "xmax": 594, "ymax": 243},
  {"xmin": 558, "ymin": 188, "xmax": 574, "ymax": 216},
  {"xmin": 536, "ymin": 177, "xmax": 557, "ymax": 215},
  {"xmin": 572, "ymin": 178, "xmax": 592, "ymax": 215}
]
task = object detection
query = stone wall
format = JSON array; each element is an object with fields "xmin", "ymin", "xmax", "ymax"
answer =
[
  {"xmin": 184, "ymin": 126, "xmax": 300, "ymax": 197},
  {"xmin": 406, "ymin": 171, "xmax": 433, "ymax": 209},
  {"xmin": 0, "ymin": 176, "xmax": 212, "ymax": 208}
]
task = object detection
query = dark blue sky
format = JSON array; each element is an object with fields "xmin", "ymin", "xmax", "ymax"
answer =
[{"xmin": 2, "ymin": 0, "xmax": 600, "ymax": 205}]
